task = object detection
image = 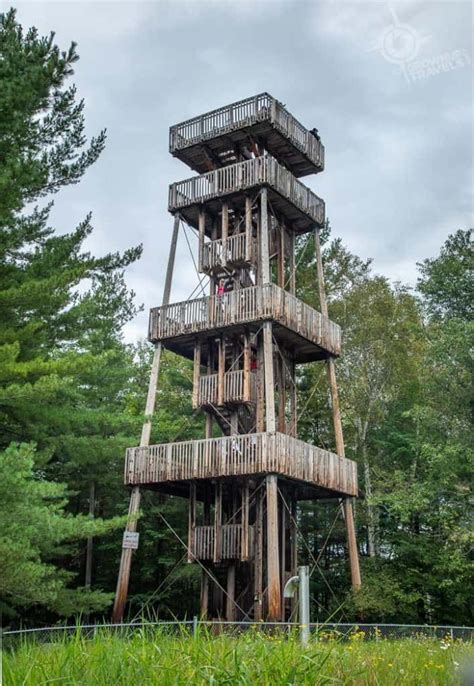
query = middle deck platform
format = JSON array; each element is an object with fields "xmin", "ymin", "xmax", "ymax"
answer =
[
  {"xmin": 125, "ymin": 431, "xmax": 358, "ymax": 499},
  {"xmin": 168, "ymin": 155, "xmax": 325, "ymax": 235},
  {"xmin": 148, "ymin": 284, "xmax": 341, "ymax": 363}
]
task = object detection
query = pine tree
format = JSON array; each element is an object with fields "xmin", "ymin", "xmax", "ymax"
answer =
[{"xmin": 0, "ymin": 9, "xmax": 142, "ymax": 620}]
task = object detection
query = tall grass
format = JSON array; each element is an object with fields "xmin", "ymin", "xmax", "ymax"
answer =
[{"xmin": 3, "ymin": 626, "xmax": 472, "ymax": 685}]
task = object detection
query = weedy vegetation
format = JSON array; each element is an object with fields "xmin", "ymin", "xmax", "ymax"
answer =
[{"xmin": 3, "ymin": 627, "xmax": 472, "ymax": 685}]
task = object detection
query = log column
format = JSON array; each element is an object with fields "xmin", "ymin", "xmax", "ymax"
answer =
[
  {"xmin": 112, "ymin": 213, "xmax": 180, "ymax": 623},
  {"xmin": 314, "ymin": 226, "xmax": 361, "ymax": 590}
]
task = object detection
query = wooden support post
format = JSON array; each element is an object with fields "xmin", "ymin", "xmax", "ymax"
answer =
[
  {"xmin": 263, "ymin": 322, "xmax": 276, "ymax": 433},
  {"xmin": 290, "ymin": 357, "xmax": 297, "ymax": 437},
  {"xmin": 112, "ymin": 213, "xmax": 180, "ymax": 623},
  {"xmin": 260, "ymin": 187, "xmax": 270, "ymax": 284},
  {"xmin": 314, "ymin": 226, "xmax": 361, "ymax": 590},
  {"xmin": 213, "ymin": 482, "xmax": 222, "ymax": 563},
  {"xmin": 344, "ymin": 498, "xmax": 361, "ymax": 589},
  {"xmin": 221, "ymin": 202, "xmax": 228, "ymax": 268},
  {"xmin": 278, "ymin": 222, "xmax": 285, "ymax": 288},
  {"xmin": 230, "ymin": 412, "xmax": 238, "ymax": 435},
  {"xmin": 226, "ymin": 564, "xmax": 236, "ymax": 621},
  {"xmin": 280, "ymin": 492, "xmax": 286, "ymax": 621},
  {"xmin": 290, "ymin": 495, "xmax": 298, "ymax": 618},
  {"xmin": 192, "ymin": 341, "xmax": 201, "ymax": 408},
  {"xmin": 266, "ymin": 474, "xmax": 281, "ymax": 621},
  {"xmin": 188, "ymin": 483, "xmax": 196, "ymax": 562},
  {"xmin": 243, "ymin": 332, "xmax": 251, "ymax": 402},
  {"xmin": 256, "ymin": 338, "xmax": 265, "ymax": 432},
  {"xmin": 241, "ymin": 481, "xmax": 249, "ymax": 561},
  {"xmin": 253, "ymin": 486, "xmax": 264, "ymax": 621},
  {"xmin": 245, "ymin": 195, "xmax": 252, "ymax": 262},
  {"xmin": 289, "ymin": 230, "xmax": 296, "ymax": 295},
  {"xmin": 278, "ymin": 357, "xmax": 286, "ymax": 433},
  {"xmin": 85, "ymin": 481, "xmax": 95, "ymax": 590},
  {"xmin": 217, "ymin": 336, "xmax": 225, "ymax": 406},
  {"xmin": 200, "ymin": 570, "xmax": 209, "ymax": 618},
  {"xmin": 198, "ymin": 208, "xmax": 205, "ymax": 273}
]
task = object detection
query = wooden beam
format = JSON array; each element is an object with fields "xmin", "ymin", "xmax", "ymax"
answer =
[
  {"xmin": 260, "ymin": 187, "xmax": 270, "ymax": 284},
  {"xmin": 200, "ymin": 570, "xmax": 209, "ymax": 618},
  {"xmin": 198, "ymin": 208, "xmax": 205, "ymax": 272},
  {"xmin": 290, "ymin": 495, "xmax": 298, "ymax": 618},
  {"xmin": 243, "ymin": 331, "xmax": 251, "ymax": 402},
  {"xmin": 241, "ymin": 481, "xmax": 250, "ymax": 561},
  {"xmin": 245, "ymin": 195, "xmax": 252, "ymax": 262},
  {"xmin": 278, "ymin": 222, "xmax": 285, "ymax": 288},
  {"xmin": 84, "ymin": 481, "xmax": 95, "ymax": 590},
  {"xmin": 280, "ymin": 492, "xmax": 286, "ymax": 621},
  {"xmin": 221, "ymin": 202, "xmax": 228, "ymax": 268},
  {"xmin": 192, "ymin": 341, "xmax": 201, "ymax": 408},
  {"xmin": 226, "ymin": 564, "xmax": 236, "ymax": 621},
  {"xmin": 188, "ymin": 483, "xmax": 196, "ymax": 562},
  {"xmin": 314, "ymin": 226, "xmax": 361, "ymax": 590},
  {"xmin": 112, "ymin": 213, "xmax": 180, "ymax": 623},
  {"xmin": 263, "ymin": 322, "xmax": 276, "ymax": 433},
  {"xmin": 344, "ymin": 498, "xmax": 362, "ymax": 589},
  {"xmin": 253, "ymin": 486, "xmax": 264, "ymax": 621},
  {"xmin": 213, "ymin": 482, "xmax": 222, "ymax": 564},
  {"xmin": 217, "ymin": 336, "xmax": 225, "ymax": 407},
  {"xmin": 256, "ymin": 336, "xmax": 265, "ymax": 432},
  {"xmin": 266, "ymin": 475, "xmax": 281, "ymax": 621},
  {"xmin": 288, "ymin": 230, "xmax": 296, "ymax": 295}
]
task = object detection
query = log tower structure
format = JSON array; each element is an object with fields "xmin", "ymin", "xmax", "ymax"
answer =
[{"xmin": 113, "ymin": 94, "xmax": 361, "ymax": 623}]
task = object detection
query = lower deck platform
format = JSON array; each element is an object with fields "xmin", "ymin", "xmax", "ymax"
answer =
[{"xmin": 125, "ymin": 431, "xmax": 358, "ymax": 498}]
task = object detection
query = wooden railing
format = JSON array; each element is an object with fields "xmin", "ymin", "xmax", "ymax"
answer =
[
  {"xmin": 168, "ymin": 155, "xmax": 325, "ymax": 227},
  {"xmin": 201, "ymin": 233, "xmax": 251, "ymax": 273},
  {"xmin": 169, "ymin": 93, "xmax": 324, "ymax": 171},
  {"xmin": 148, "ymin": 283, "xmax": 341, "ymax": 357},
  {"xmin": 193, "ymin": 524, "xmax": 255, "ymax": 561},
  {"xmin": 195, "ymin": 370, "xmax": 256, "ymax": 408},
  {"xmin": 125, "ymin": 432, "xmax": 358, "ymax": 497}
]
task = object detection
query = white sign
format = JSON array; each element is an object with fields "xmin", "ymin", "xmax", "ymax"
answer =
[{"xmin": 122, "ymin": 531, "xmax": 139, "ymax": 550}]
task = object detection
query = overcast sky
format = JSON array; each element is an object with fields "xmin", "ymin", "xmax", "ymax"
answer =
[{"xmin": 11, "ymin": 0, "xmax": 473, "ymax": 342}]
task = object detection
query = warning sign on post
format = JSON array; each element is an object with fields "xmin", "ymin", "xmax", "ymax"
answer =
[{"xmin": 122, "ymin": 531, "xmax": 139, "ymax": 549}]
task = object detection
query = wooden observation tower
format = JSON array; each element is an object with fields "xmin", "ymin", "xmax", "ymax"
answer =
[{"xmin": 113, "ymin": 93, "xmax": 361, "ymax": 623}]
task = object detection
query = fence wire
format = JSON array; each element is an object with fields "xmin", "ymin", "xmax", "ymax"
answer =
[{"xmin": 2, "ymin": 621, "xmax": 473, "ymax": 649}]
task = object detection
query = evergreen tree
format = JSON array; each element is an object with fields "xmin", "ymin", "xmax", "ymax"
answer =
[{"xmin": 0, "ymin": 9, "xmax": 141, "ymax": 620}]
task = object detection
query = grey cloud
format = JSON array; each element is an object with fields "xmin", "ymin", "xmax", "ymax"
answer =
[{"xmin": 13, "ymin": 0, "xmax": 473, "ymax": 341}]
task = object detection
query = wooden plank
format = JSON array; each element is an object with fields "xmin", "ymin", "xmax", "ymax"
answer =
[
  {"xmin": 260, "ymin": 187, "xmax": 270, "ymax": 284},
  {"xmin": 263, "ymin": 322, "xmax": 276, "ymax": 433},
  {"xmin": 188, "ymin": 483, "xmax": 196, "ymax": 562},
  {"xmin": 266, "ymin": 475, "xmax": 281, "ymax": 621},
  {"xmin": 253, "ymin": 487, "xmax": 264, "ymax": 621},
  {"xmin": 112, "ymin": 214, "xmax": 180, "ymax": 624},
  {"xmin": 241, "ymin": 481, "xmax": 249, "ymax": 561},
  {"xmin": 221, "ymin": 203, "xmax": 228, "ymax": 268},
  {"xmin": 214, "ymin": 482, "xmax": 222, "ymax": 563},
  {"xmin": 226, "ymin": 564, "xmax": 236, "ymax": 621}
]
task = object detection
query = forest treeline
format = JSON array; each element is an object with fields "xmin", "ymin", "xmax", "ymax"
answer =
[{"xmin": 1, "ymin": 9, "xmax": 472, "ymax": 628}]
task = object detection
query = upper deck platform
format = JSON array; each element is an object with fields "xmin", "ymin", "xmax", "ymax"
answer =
[
  {"xmin": 169, "ymin": 93, "xmax": 324, "ymax": 177},
  {"xmin": 148, "ymin": 283, "xmax": 341, "ymax": 363},
  {"xmin": 169, "ymin": 155, "xmax": 325, "ymax": 235}
]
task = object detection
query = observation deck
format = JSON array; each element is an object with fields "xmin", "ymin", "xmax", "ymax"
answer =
[
  {"xmin": 169, "ymin": 156, "xmax": 325, "ymax": 235},
  {"xmin": 148, "ymin": 284, "xmax": 341, "ymax": 363},
  {"xmin": 169, "ymin": 93, "xmax": 324, "ymax": 177},
  {"xmin": 124, "ymin": 432, "xmax": 358, "ymax": 499}
]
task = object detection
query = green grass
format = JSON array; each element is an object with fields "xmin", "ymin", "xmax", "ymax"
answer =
[{"xmin": 3, "ymin": 628, "xmax": 472, "ymax": 685}]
